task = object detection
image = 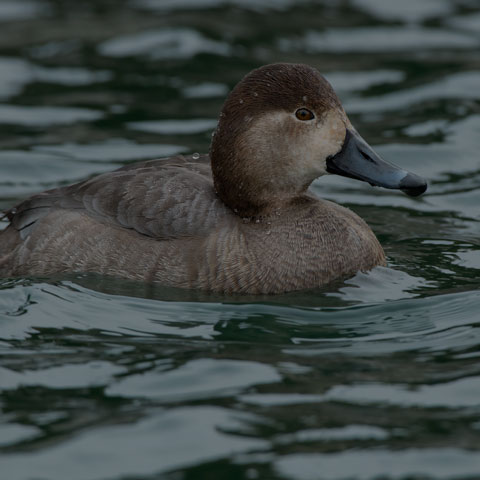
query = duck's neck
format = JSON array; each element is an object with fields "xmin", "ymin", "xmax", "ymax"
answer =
[{"xmin": 210, "ymin": 147, "xmax": 307, "ymax": 218}]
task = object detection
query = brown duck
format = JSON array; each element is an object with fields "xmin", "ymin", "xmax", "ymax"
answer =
[{"xmin": 0, "ymin": 63, "xmax": 427, "ymax": 294}]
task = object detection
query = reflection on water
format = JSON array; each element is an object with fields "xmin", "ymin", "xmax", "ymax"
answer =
[{"xmin": 1, "ymin": 0, "xmax": 480, "ymax": 479}]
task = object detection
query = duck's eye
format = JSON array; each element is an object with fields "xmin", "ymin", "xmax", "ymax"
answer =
[{"xmin": 295, "ymin": 108, "xmax": 315, "ymax": 121}]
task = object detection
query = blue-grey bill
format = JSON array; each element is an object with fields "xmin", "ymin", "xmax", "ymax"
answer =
[{"xmin": 326, "ymin": 129, "xmax": 427, "ymax": 197}]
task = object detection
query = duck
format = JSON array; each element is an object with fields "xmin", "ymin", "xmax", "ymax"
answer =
[{"xmin": 0, "ymin": 63, "xmax": 426, "ymax": 294}]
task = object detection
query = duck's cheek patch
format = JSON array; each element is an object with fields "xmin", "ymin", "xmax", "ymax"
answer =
[
  {"xmin": 319, "ymin": 111, "xmax": 347, "ymax": 157},
  {"xmin": 301, "ymin": 112, "xmax": 346, "ymax": 174}
]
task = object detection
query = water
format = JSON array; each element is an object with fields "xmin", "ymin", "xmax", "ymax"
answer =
[{"xmin": 1, "ymin": 1, "xmax": 480, "ymax": 479}]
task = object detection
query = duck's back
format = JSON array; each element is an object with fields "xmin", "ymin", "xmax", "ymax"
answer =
[
  {"xmin": 0, "ymin": 155, "xmax": 232, "ymax": 283},
  {"xmin": 9, "ymin": 154, "xmax": 228, "ymax": 239}
]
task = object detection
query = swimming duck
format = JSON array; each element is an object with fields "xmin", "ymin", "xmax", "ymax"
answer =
[{"xmin": 0, "ymin": 63, "xmax": 426, "ymax": 294}]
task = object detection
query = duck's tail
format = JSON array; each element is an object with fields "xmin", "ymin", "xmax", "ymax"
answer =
[{"xmin": 0, "ymin": 221, "xmax": 21, "ymax": 276}]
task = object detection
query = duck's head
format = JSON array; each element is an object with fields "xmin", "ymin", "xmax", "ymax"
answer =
[{"xmin": 210, "ymin": 63, "xmax": 427, "ymax": 217}]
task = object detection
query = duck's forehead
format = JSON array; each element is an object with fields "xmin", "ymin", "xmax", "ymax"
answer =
[{"xmin": 227, "ymin": 63, "xmax": 342, "ymax": 115}]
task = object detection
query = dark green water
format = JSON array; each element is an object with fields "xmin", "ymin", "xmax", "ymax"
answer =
[{"xmin": 1, "ymin": 1, "xmax": 480, "ymax": 479}]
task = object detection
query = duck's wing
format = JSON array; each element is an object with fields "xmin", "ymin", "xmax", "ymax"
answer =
[{"xmin": 8, "ymin": 155, "xmax": 232, "ymax": 240}]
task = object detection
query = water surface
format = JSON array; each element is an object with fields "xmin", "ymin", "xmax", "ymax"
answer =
[{"xmin": 1, "ymin": 1, "xmax": 480, "ymax": 479}]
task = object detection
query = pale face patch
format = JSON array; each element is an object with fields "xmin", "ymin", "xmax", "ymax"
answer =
[
  {"xmin": 294, "ymin": 109, "xmax": 347, "ymax": 178},
  {"xmin": 238, "ymin": 108, "xmax": 347, "ymax": 191}
]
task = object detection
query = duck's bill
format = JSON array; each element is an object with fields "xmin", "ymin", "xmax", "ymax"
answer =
[{"xmin": 326, "ymin": 129, "xmax": 427, "ymax": 197}]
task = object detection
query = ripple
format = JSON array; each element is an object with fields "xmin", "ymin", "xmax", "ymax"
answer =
[
  {"xmin": 0, "ymin": 150, "xmax": 118, "ymax": 197},
  {"xmin": 351, "ymin": 0, "xmax": 452, "ymax": 23},
  {"xmin": 182, "ymin": 82, "xmax": 229, "ymax": 99},
  {"xmin": 345, "ymin": 71, "xmax": 480, "ymax": 113},
  {"xmin": 0, "ymin": 104, "xmax": 103, "ymax": 126},
  {"xmin": 279, "ymin": 26, "xmax": 478, "ymax": 54},
  {"xmin": 275, "ymin": 448, "xmax": 480, "ymax": 480},
  {"xmin": 403, "ymin": 119, "xmax": 449, "ymax": 137},
  {"xmin": 325, "ymin": 70, "xmax": 405, "ymax": 93},
  {"xmin": 327, "ymin": 266, "xmax": 432, "ymax": 303},
  {"xmin": 0, "ymin": 56, "xmax": 112, "ymax": 100},
  {"xmin": 98, "ymin": 28, "xmax": 231, "ymax": 59},
  {"xmin": 450, "ymin": 250, "xmax": 480, "ymax": 270},
  {"xmin": 130, "ymin": 0, "xmax": 308, "ymax": 12},
  {"xmin": 0, "ymin": 281, "xmax": 224, "ymax": 340},
  {"xmin": 0, "ymin": 423, "xmax": 39, "ymax": 447},
  {"xmin": 32, "ymin": 66, "xmax": 112, "ymax": 86},
  {"xmin": 320, "ymin": 375, "xmax": 480, "ymax": 408},
  {"xmin": 28, "ymin": 39, "xmax": 81, "ymax": 59},
  {"xmin": 107, "ymin": 358, "xmax": 280, "ymax": 400},
  {"xmin": 1, "ymin": 361, "xmax": 126, "ymax": 390},
  {"xmin": 0, "ymin": 57, "xmax": 32, "ymax": 99},
  {"xmin": 448, "ymin": 11, "xmax": 480, "ymax": 33},
  {"xmin": 0, "ymin": 407, "xmax": 268, "ymax": 480},
  {"xmin": 2, "ymin": 281, "xmax": 479, "ymax": 357},
  {"xmin": 0, "ymin": 0, "xmax": 48, "ymax": 22},
  {"xmin": 127, "ymin": 118, "xmax": 217, "ymax": 135},
  {"xmin": 274, "ymin": 425, "xmax": 389, "ymax": 444},
  {"xmin": 241, "ymin": 393, "xmax": 325, "ymax": 406}
]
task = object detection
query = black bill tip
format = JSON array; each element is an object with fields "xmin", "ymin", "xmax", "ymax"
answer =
[{"xmin": 399, "ymin": 173, "xmax": 428, "ymax": 197}]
